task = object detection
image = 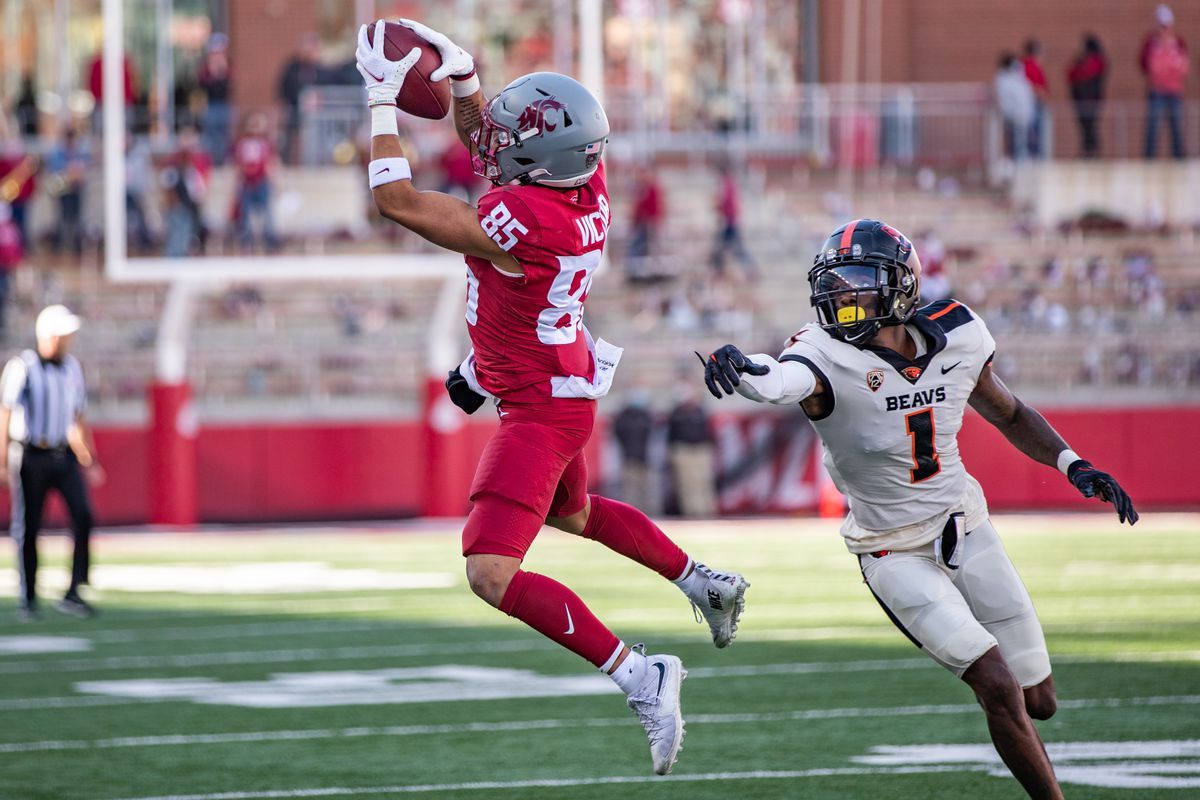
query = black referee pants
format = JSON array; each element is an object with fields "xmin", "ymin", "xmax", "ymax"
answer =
[{"xmin": 10, "ymin": 446, "xmax": 93, "ymax": 605}]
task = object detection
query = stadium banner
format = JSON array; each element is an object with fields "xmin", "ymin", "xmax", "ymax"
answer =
[{"xmin": 0, "ymin": 407, "xmax": 1195, "ymax": 526}]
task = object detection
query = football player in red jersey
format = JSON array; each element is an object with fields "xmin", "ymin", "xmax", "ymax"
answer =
[{"xmin": 355, "ymin": 20, "xmax": 749, "ymax": 775}]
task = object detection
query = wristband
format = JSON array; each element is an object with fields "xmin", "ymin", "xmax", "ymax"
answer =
[
  {"xmin": 451, "ymin": 71, "xmax": 481, "ymax": 98},
  {"xmin": 368, "ymin": 157, "xmax": 412, "ymax": 189},
  {"xmin": 1057, "ymin": 449, "xmax": 1081, "ymax": 476},
  {"xmin": 370, "ymin": 104, "xmax": 400, "ymax": 138}
]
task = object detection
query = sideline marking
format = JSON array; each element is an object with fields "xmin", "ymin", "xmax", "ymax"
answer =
[
  {"xmin": 99, "ymin": 749, "xmax": 1200, "ymax": 800},
  {"xmin": 4, "ymin": 638, "xmax": 1198, "ymax": 676},
  {"xmin": 104, "ymin": 766, "xmax": 997, "ymax": 800},
  {"xmin": 0, "ymin": 564, "xmax": 455, "ymax": 597},
  {"xmin": 0, "ymin": 636, "xmax": 92, "ymax": 655},
  {"xmin": 3, "ymin": 695, "xmax": 1198, "ymax": 753}
]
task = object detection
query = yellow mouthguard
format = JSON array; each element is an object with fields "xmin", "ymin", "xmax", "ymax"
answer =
[{"xmin": 837, "ymin": 306, "xmax": 866, "ymax": 325}]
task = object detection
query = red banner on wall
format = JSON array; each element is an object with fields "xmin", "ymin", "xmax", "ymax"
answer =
[{"xmin": 2, "ymin": 406, "xmax": 1195, "ymax": 527}]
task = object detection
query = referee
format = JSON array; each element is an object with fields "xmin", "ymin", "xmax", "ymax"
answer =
[{"xmin": 0, "ymin": 305, "xmax": 103, "ymax": 621}]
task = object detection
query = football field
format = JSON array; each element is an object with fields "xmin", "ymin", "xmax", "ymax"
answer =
[{"xmin": 2, "ymin": 513, "xmax": 1198, "ymax": 800}]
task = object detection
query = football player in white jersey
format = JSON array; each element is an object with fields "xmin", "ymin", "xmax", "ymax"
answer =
[{"xmin": 702, "ymin": 219, "xmax": 1137, "ymax": 800}]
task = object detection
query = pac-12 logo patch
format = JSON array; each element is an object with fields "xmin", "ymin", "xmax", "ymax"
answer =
[{"xmin": 866, "ymin": 369, "xmax": 884, "ymax": 392}]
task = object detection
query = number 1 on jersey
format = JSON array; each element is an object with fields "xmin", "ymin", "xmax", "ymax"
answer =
[{"xmin": 904, "ymin": 408, "xmax": 941, "ymax": 483}]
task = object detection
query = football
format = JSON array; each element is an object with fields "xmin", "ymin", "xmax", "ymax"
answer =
[{"xmin": 366, "ymin": 21, "xmax": 451, "ymax": 120}]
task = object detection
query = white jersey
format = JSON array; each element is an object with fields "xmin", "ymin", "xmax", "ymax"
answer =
[{"xmin": 780, "ymin": 300, "xmax": 995, "ymax": 554}]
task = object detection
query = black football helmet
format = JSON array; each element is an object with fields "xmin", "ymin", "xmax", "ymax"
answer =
[{"xmin": 808, "ymin": 219, "xmax": 920, "ymax": 345}]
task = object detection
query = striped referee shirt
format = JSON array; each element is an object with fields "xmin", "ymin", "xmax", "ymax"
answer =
[{"xmin": 0, "ymin": 350, "xmax": 87, "ymax": 448}]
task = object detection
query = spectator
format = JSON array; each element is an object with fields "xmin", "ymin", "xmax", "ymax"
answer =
[
  {"xmin": 666, "ymin": 390, "xmax": 716, "ymax": 517},
  {"xmin": 124, "ymin": 136, "xmax": 154, "ymax": 252},
  {"xmin": 161, "ymin": 127, "xmax": 211, "ymax": 257},
  {"xmin": 994, "ymin": 52, "xmax": 1036, "ymax": 162},
  {"xmin": 626, "ymin": 169, "xmax": 665, "ymax": 283},
  {"xmin": 612, "ymin": 391, "xmax": 658, "ymax": 515},
  {"xmin": 1022, "ymin": 39, "xmax": 1050, "ymax": 157},
  {"xmin": 198, "ymin": 33, "xmax": 233, "ymax": 166},
  {"xmin": 87, "ymin": 51, "xmax": 138, "ymax": 133},
  {"xmin": 0, "ymin": 132, "xmax": 38, "ymax": 250},
  {"xmin": 709, "ymin": 161, "xmax": 755, "ymax": 281},
  {"xmin": 0, "ymin": 202, "xmax": 21, "ymax": 332},
  {"xmin": 14, "ymin": 76, "xmax": 37, "ymax": 136},
  {"xmin": 438, "ymin": 140, "xmax": 477, "ymax": 201},
  {"xmin": 1068, "ymin": 34, "xmax": 1108, "ymax": 158},
  {"xmin": 1140, "ymin": 4, "xmax": 1188, "ymax": 158},
  {"xmin": 46, "ymin": 128, "xmax": 92, "ymax": 258},
  {"xmin": 278, "ymin": 34, "xmax": 322, "ymax": 164},
  {"xmin": 916, "ymin": 229, "xmax": 951, "ymax": 303},
  {"xmin": 231, "ymin": 112, "xmax": 279, "ymax": 253}
]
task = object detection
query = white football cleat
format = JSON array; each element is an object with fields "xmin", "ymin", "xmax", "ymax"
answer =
[
  {"xmin": 625, "ymin": 645, "xmax": 686, "ymax": 775},
  {"xmin": 688, "ymin": 563, "xmax": 749, "ymax": 648}
]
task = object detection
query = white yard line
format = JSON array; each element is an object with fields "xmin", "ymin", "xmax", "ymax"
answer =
[
  {"xmin": 89, "ymin": 620, "xmax": 408, "ymax": 644},
  {"xmin": 104, "ymin": 765, "xmax": 995, "ymax": 800},
  {"xmin": 0, "ymin": 696, "xmax": 154, "ymax": 711},
  {"xmin": 3, "ymin": 639, "xmax": 1199, "ymax": 676},
  {"xmin": 3, "ymin": 694, "xmax": 1197, "ymax": 754},
  {"xmin": 0, "ymin": 640, "xmax": 551, "ymax": 674}
]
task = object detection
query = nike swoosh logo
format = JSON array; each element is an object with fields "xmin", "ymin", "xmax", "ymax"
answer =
[
  {"xmin": 941, "ymin": 361, "xmax": 962, "ymax": 374},
  {"xmin": 365, "ymin": 68, "xmax": 385, "ymax": 82},
  {"xmin": 652, "ymin": 661, "xmax": 666, "ymax": 697},
  {"xmin": 564, "ymin": 604, "xmax": 574, "ymax": 635},
  {"xmin": 374, "ymin": 167, "xmax": 390, "ymax": 176}
]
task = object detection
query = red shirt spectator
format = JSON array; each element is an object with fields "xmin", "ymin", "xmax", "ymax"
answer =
[
  {"xmin": 716, "ymin": 173, "xmax": 740, "ymax": 223},
  {"xmin": 1140, "ymin": 7, "xmax": 1189, "ymax": 95},
  {"xmin": 231, "ymin": 135, "xmax": 275, "ymax": 187},
  {"xmin": 87, "ymin": 54, "xmax": 137, "ymax": 104},
  {"xmin": 632, "ymin": 175, "xmax": 664, "ymax": 228},
  {"xmin": 1023, "ymin": 56, "xmax": 1048, "ymax": 96},
  {"xmin": 1068, "ymin": 50, "xmax": 1108, "ymax": 89},
  {"xmin": 0, "ymin": 148, "xmax": 37, "ymax": 205},
  {"xmin": 439, "ymin": 143, "xmax": 476, "ymax": 191},
  {"xmin": 0, "ymin": 208, "xmax": 22, "ymax": 272}
]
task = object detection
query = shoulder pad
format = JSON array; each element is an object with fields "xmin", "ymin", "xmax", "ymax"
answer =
[
  {"xmin": 783, "ymin": 322, "xmax": 823, "ymax": 349},
  {"xmin": 919, "ymin": 299, "xmax": 975, "ymax": 333}
]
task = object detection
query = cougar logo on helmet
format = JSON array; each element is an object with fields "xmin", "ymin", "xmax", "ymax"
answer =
[{"xmin": 516, "ymin": 97, "xmax": 567, "ymax": 136}]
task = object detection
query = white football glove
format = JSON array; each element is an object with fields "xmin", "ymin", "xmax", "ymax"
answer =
[
  {"xmin": 356, "ymin": 20, "xmax": 422, "ymax": 108},
  {"xmin": 396, "ymin": 18, "xmax": 475, "ymax": 82}
]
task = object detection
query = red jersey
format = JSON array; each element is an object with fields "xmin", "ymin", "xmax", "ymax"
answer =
[
  {"xmin": 465, "ymin": 162, "xmax": 610, "ymax": 403},
  {"xmin": 231, "ymin": 135, "xmax": 274, "ymax": 186}
]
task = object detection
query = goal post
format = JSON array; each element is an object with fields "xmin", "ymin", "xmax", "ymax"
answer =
[{"xmin": 101, "ymin": 0, "xmax": 471, "ymax": 525}]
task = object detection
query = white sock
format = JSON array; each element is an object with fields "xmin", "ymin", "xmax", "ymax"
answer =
[
  {"xmin": 608, "ymin": 648, "xmax": 649, "ymax": 694},
  {"xmin": 672, "ymin": 558, "xmax": 702, "ymax": 597}
]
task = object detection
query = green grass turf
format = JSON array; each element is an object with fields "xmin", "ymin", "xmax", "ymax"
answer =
[{"xmin": 0, "ymin": 513, "xmax": 1197, "ymax": 800}]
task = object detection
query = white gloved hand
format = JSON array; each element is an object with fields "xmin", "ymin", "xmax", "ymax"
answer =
[
  {"xmin": 356, "ymin": 20, "xmax": 423, "ymax": 108},
  {"xmin": 397, "ymin": 18, "xmax": 475, "ymax": 82}
]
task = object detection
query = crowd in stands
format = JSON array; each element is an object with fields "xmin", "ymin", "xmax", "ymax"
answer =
[{"xmin": 995, "ymin": 4, "xmax": 1190, "ymax": 160}]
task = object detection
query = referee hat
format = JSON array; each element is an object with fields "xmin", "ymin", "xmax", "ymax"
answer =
[{"xmin": 35, "ymin": 304, "xmax": 82, "ymax": 340}]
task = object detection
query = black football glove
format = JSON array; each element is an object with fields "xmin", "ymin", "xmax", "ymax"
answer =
[
  {"xmin": 1067, "ymin": 460, "xmax": 1139, "ymax": 525},
  {"xmin": 699, "ymin": 345, "xmax": 769, "ymax": 399},
  {"xmin": 445, "ymin": 366, "xmax": 487, "ymax": 414}
]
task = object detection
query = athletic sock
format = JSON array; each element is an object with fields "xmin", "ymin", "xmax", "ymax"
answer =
[
  {"xmin": 498, "ymin": 569, "xmax": 621, "ymax": 668},
  {"xmin": 580, "ymin": 494, "xmax": 691, "ymax": 580},
  {"xmin": 672, "ymin": 559, "xmax": 703, "ymax": 597},
  {"xmin": 608, "ymin": 646, "xmax": 649, "ymax": 694}
]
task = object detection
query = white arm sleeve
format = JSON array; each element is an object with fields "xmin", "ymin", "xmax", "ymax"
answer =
[{"xmin": 733, "ymin": 354, "xmax": 818, "ymax": 405}]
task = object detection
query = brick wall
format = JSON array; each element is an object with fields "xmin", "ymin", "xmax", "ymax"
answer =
[
  {"xmin": 228, "ymin": 0, "xmax": 320, "ymax": 114},
  {"xmin": 818, "ymin": 0, "xmax": 1200, "ymax": 102}
]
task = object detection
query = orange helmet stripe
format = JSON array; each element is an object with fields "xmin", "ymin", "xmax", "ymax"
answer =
[{"xmin": 839, "ymin": 219, "xmax": 862, "ymax": 251}]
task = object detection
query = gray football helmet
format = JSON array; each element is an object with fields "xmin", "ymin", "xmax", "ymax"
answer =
[{"xmin": 470, "ymin": 72, "xmax": 609, "ymax": 187}]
